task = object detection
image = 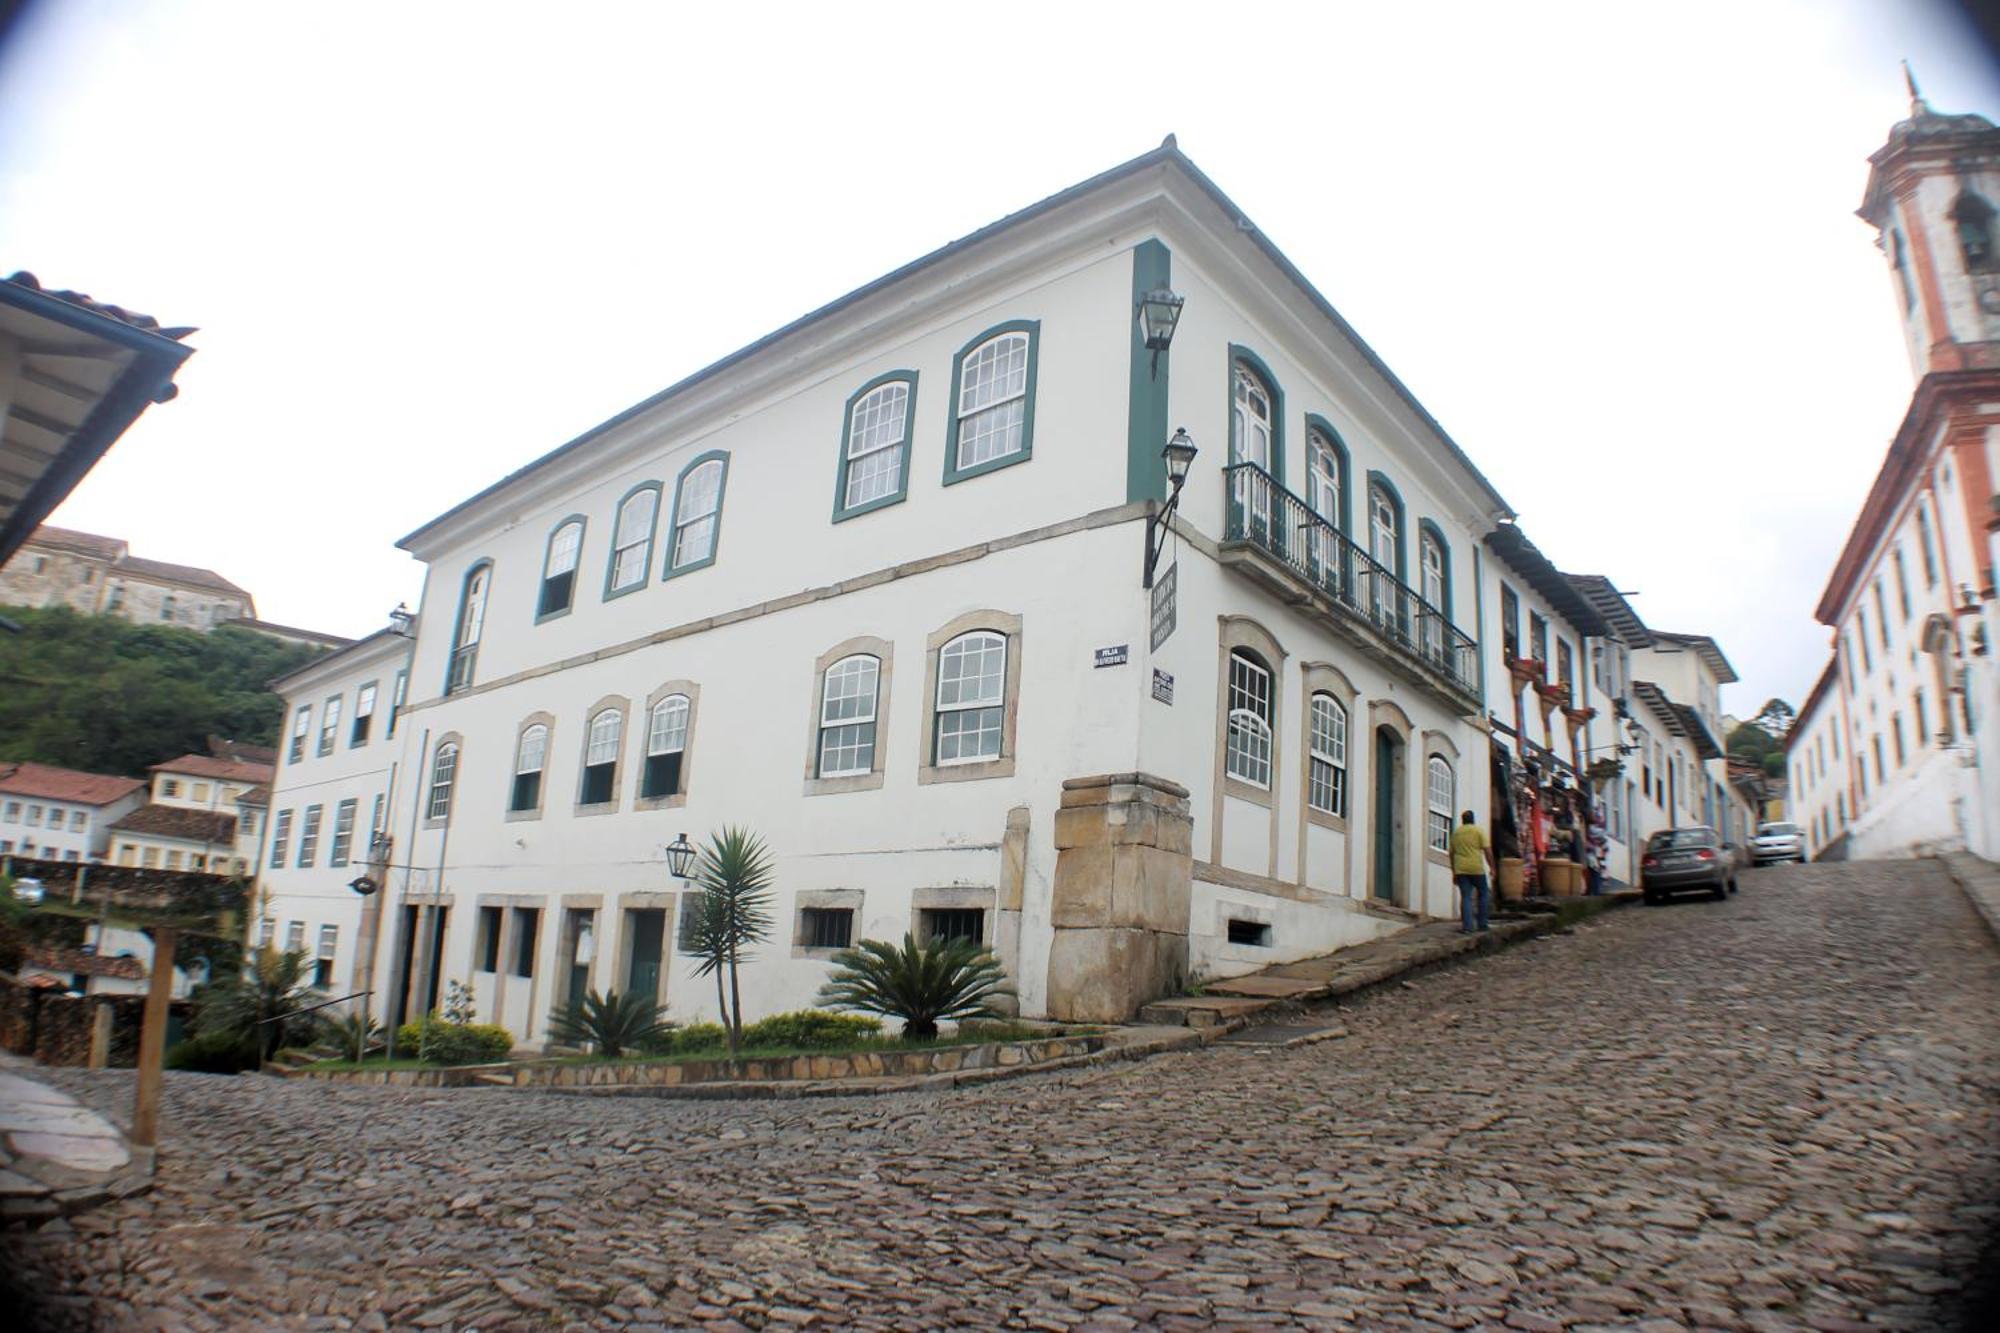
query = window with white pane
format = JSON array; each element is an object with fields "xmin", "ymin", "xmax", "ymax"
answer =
[
  {"xmin": 607, "ymin": 486, "xmax": 659, "ymax": 595},
  {"xmin": 642, "ymin": 694, "xmax": 691, "ymax": 798},
  {"xmin": 446, "ymin": 563, "xmax": 490, "ymax": 695},
  {"xmin": 328, "ymin": 798, "xmax": 358, "ymax": 867},
  {"xmin": 270, "ymin": 809, "xmax": 293, "ymax": 867},
  {"xmin": 935, "ymin": 632, "xmax": 1006, "ymax": 763},
  {"xmin": 1307, "ymin": 692, "xmax": 1347, "ymax": 817},
  {"xmin": 288, "ymin": 705, "xmax": 312, "ymax": 763},
  {"xmin": 1426, "ymin": 756, "xmax": 1454, "ymax": 853},
  {"xmin": 427, "ymin": 742, "xmax": 459, "ymax": 821},
  {"xmin": 539, "ymin": 518, "xmax": 584, "ymax": 617},
  {"xmin": 817, "ymin": 655, "xmax": 881, "ymax": 777},
  {"xmin": 351, "ymin": 681, "xmax": 377, "ymax": 746},
  {"xmin": 669, "ymin": 456, "xmax": 727, "ymax": 571},
  {"xmin": 318, "ymin": 694, "xmax": 343, "ymax": 756},
  {"xmin": 313, "ymin": 925, "xmax": 337, "ymax": 988},
  {"xmin": 1225, "ymin": 649, "xmax": 1274, "ymax": 788},
  {"xmin": 388, "ymin": 669, "xmax": 408, "ymax": 739},
  {"xmin": 839, "ymin": 377, "xmax": 913, "ymax": 515},
  {"xmin": 512, "ymin": 723, "xmax": 548, "ymax": 812},
  {"xmin": 286, "ymin": 920, "xmax": 306, "ymax": 953},
  {"xmin": 949, "ymin": 325, "xmax": 1035, "ymax": 476},
  {"xmin": 297, "ymin": 805, "xmax": 323, "ymax": 867},
  {"xmin": 580, "ymin": 708, "xmax": 623, "ymax": 805}
]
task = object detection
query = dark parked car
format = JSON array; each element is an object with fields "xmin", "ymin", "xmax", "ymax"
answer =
[{"xmin": 1641, "ymin": 826, "xmax": 1737, "ymax": 904}]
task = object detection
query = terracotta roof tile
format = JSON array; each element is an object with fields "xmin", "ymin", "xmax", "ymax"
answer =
[
  {"xmin": 107, "ymin": 804, "xmax": 237, "ymax": 843},
  {"xmin": 0, "ymin": 762, "xmax": 145, "ymax": 806},
  {"xmin": 21, "ymin": 945, "xmax": 146, "ymax": 981},
  {"xmin": 23, "ymin": 525, "xmax": 127, "ymax": 561},
  {"xmin": 149, "ymin": 754, "xmax": 274, "ymax": 784},
  {"xmin": 115, "ymin": 555, "xmax": 250, "ymax": 599}
]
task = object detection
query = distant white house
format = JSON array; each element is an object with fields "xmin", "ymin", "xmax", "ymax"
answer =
[{"xmin": 0, "ymin": 762, "xmax": 146, "ymax": 861}]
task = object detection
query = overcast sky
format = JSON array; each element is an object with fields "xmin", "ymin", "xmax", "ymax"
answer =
[{"xmin": 3, "ymin": 0, "xmax": 1996, "ymax": 719}]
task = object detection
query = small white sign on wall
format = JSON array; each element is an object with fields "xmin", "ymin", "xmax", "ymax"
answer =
[{"xmin": 1152, "ymin": 669, "xmax": 1174, "ymax": 705}]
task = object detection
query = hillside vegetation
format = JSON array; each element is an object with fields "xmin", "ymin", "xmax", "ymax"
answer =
[{"xmin": 0, "ymin": 606, "xmax": 327, "ymax": 777}]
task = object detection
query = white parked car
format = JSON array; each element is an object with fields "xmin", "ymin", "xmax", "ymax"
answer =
[{"xmin": 1751, "ymin": 822, "xmax": 1806, "ymax": 865}]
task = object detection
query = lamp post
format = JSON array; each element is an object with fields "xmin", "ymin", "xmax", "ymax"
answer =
[{"xmin": 1143, "ymin": 429, "xmax": 1198, "ymax": 589}]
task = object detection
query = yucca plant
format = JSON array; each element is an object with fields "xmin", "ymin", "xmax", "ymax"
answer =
[
  {"xmin": 816, "ymin": 933, "xmax": 1012, "ymax": 1040},
  {"xmin": 547, "ymin": 987, "xmax": 672, "ymax": 1059},
  {"xmin": 681, "ymin": 827, "xmax": 775, "ymax": 1053}
]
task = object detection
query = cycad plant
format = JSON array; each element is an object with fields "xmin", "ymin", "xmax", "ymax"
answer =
[
  {"xmin": 547, "ymin": 987, "xmax": 672, "ymax": 1059},
  {"xmin": 681, "ymin": 827, "xmax": 775, "ymax": 1054},
  {"xmin": 191, "ymin": 945, "xmax": 318, "ymax": 1063},
  {"xmin": 816, "ymin": 933, "xmax": 1012, "ymax": 1040},
  {"xmin": 323, "ymin": 1008, "xmax": 384, "ymax": 1064}
]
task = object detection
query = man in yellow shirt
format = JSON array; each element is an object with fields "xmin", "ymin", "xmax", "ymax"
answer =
[{"xmin": 1449, "ymin": 810, "xmax": 1497, "ymax": 933}]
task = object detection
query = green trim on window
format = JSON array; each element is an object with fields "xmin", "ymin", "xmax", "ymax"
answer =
[
  {"xmin": 1417, "ymin": 518, "xmax": 1453, "ymax": 622},
  {"xmin": 601, "ymin": 482, "xmax": 662, "ymax": 603},
  {"xmin": 943, "ymin": 319, "xmax": 1040, "ymax": 486},
  {"xmin": 1364, "ymin": 470, "xmax": 1407, "ymax": 581},
  {"xmin": 1227, "ymin": 344, "xmax": 1286, "ymax": 490},
  {"xmin": 535, "ymin": 512, "xmax": 589, "ymax": 624},
  {"xmin": 1302, "ymin": 414, "xmax": 1352, "ymax": 538},
  {"xmin": 1126, "ymin": 240, "xmax": 1172, "ymax": 504},
  {"xmin": 664, "ymin": 450, "xmax": 731, "ymax": 580},
  {"xmin": 444, "ymin": 559, "xmax": 493, "ymax": 696},
  {"xmin": 832, "ymin": 370, "xmax": 918, "ymax": 523}
]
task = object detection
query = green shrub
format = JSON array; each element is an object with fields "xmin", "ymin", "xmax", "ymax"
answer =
[
  {"xmin": 740, "ymin": 1009, "xmax": 881, "ymax": 1050},
  {"xmin": 394, "ymin": 1019, "xmax": 513, "ymax": 1065},
  {"xmin": 165, "ymin": 1029, "xmax": 260, "ymax": 1074},
  {"xmin": 641, "ymin": 1022, "xmax": 727, "ymax": 1056}
]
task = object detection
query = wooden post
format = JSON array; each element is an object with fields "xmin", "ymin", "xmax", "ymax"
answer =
[
  {"xmin": 131, "ymin": 926, "xmax": 177, "ymax": 1149},
  {"xmin": 88, "ymin": 1000, "xmax": 114, "ymax": 1069}
]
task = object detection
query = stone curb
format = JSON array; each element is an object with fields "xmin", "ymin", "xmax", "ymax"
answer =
[{"xmin": 1938, "ymin": 852, "xmax": 2000, "ymax": 945}]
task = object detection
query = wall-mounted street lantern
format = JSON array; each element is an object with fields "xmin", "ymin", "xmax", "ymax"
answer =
[
  {"xmin": 388, "ymin": 602, "xmax": 416, "ymax": 638},
  {"xmin": 1144, "ymin": 428, "xmax": 1198, "ymax": 590},
  {"xmin": 664, "ymin": 832, "xmax": 697, "ymax": 880},
  {"xmin": 347, "ymin": 875, "xmax": 379, "ymax": 897},
  {"xmin": 1137, "ymin": 286, "xmax": 1185, "ymax": 377}
]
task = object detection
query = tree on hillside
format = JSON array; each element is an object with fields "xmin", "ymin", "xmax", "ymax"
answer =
[
  {"xmin": 1727, "ymin": 721, "xmax": 1776, "ymax": 766},
  {"xmin": 0, "ymin": 606, "xmax": 328, "ymax": 776},
  {"xmin": 1751, "ymin": 698, "xmax": 1796, "ymax": 741}
]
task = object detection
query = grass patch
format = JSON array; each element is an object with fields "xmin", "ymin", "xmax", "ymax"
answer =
[
  {"xmin": 298, "ymin": 1055, "xmax": 440, "ymax": 1073},
  {"xmin": 552, "ymin": 1021, "xmax": 1086, "ymax": 1066}
]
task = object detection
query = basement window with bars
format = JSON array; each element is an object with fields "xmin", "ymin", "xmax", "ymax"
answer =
[
  {"xmin": 921, "ymin": 907, "xmax": 984, "ymax": 947},
  {"xmin": 800, "ymin": 907, "xmax": 854, "ymax": 951}
]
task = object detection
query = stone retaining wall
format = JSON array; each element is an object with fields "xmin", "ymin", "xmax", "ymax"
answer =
[
  {"xmin": 0, "ymin": 978, "xmax": 183, "ymax": 1067},
  {"xmin": 290, "ymin": 1033, "xmax": 1104, "ymax": 1089}
]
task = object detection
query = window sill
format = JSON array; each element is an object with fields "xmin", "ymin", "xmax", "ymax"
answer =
[
  {"xmin": 942, "ymin": 447, "xmax": 1031, "ymax": 487},
  {"xmin": 1425, "ymin": 848, "xmax": 1451, "ymax": 868},
  {"xmin": 422, "ymin": 817, "xmax": 448, "ymax": 831},
  {"xmin": 1222, "ymin": 776, "xmax": 1273, "ymax": 809},
  {"xmin": 533, "ymin": 605, "xmax": 575, "ymax": 626},
  {"xmin": 832, "ymin": 489, "xmax": 908, "ymax": 524},
  {"xmin": 503, "ymin": 808, "xmax": 544, "ymax": 823},
  {"xmin": 574, "ymin": 802, "xmax": 622, "ymax": 820},
  {"xmin": 804, "ymin": 772, "xmax": 886, "ymax": 797},
  {"xmin": 790, "ymin": 944, "xmax": 851, "ymax": 961},
  {"xmin": 633, "ymin": 792, "xmax": 688, "ymax": 812},
  {"xmin": 918, "ymin": 757, "xmax": 1016, "ymax": 785},
  {"xmin": 663, "ymin": 554, "xmax": 717, "ymax": 582},
  {"xmin": 1305, "ymin": 807, "xmax": 1348, "ymax": 833}
]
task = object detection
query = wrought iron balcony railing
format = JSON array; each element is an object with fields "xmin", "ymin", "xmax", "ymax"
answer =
[{"xmin": 1221, "ymin": 462, "xmax": 1479, "ymax": 698}]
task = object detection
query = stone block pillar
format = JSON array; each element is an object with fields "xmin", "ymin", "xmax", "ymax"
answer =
[{"xmin": 1044, "ymin": 772, "xmax": 1194, "ymax": 1023}]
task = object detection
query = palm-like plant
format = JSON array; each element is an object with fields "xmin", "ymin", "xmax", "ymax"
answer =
[
  {"xmin": 682, "ymin": 827, "xmax": 775, "ymax": 1053},
  {"xmin": 192, "ymin": 946, "xmax": 317, "ymax": 1062},
  {"xmin": 323, "ymin": 1008, "xmax": 384, "ymax": 1064},
  {"xmin": 547, "ymin": 987, "xmax": 672, "ymax": 1059},
  {"xmin": 816, "ymin": 933, "xmax": 1012, "ymax": 1040}
]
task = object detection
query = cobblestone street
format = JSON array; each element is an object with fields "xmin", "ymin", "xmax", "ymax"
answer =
[{"xmin": 5, "ymin": 860, "xmax": 1997, "ymax": 1331}]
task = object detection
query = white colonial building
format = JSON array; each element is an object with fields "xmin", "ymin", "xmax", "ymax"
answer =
[
  {"xmin": 107, "ymin": 751, "xmax": 273, "ymax": 874},
  {"xmin": 0, "ymin": 762, "xmax": 146, "ymax": 861},
  {"xmin": 0, "ymin": 524, "xmax": 254, "ymax": 629},
  {"xmin": 261, "ymin": 142, "xmax": 1744, "ymax": 1047},
  {"xmin": 1792, "ymin": 87, "xmax": 2000, "ymax": 861}
]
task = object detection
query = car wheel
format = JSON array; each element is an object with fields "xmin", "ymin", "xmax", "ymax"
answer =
[
  {"xmin": 1729, "ymin": 877, "xmax": 1739, "ymax": 895},
  {"xmin": 1712, "ymin": 877, "xmax": 1727, "ymax": 901},
  {"xmin": 1643, "ymin": 889, "xmax": 1659, "ymax": 906}
]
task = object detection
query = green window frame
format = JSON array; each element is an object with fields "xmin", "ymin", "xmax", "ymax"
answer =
[
  {"xmin": 537, "ymin": 514, "xmax": 588, "ymax": 621},
  {"xmin": 603, "ymin": 483, "xmax": 661, "ymax": 602},
  {"xmin": 943, "ymin": 319, "xmax": 1039, "ymax": 485},
  {"xmin": 833, "ymin": 371, "xmax": 917, "ymax": 521},
  {"xmin": 665, "ymin": 451, "xmax": 730, "ymax": 578}
]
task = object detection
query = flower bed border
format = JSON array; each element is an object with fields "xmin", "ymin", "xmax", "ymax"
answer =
[{"xmin": 282, "ymin": 1031, "xmax": 1105, "ymax": 1090}]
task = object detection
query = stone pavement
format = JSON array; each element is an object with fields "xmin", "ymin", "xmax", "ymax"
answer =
[
  {"xmin": 0, "ymin": 1055, "xmax": 149, "ymax": 1228},
  {"xmin": 1941, "ymin": 850, "xmax": 2000, "ymax": 942},
  {"xmin": 4, "ymin": 860, "xmax": 1998, "ymax": 1329}
]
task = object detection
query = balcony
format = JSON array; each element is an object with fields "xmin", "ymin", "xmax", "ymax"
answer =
[{"xmin": 1218, "ymin": 462, "xmax": 1479, "ymax": 708}]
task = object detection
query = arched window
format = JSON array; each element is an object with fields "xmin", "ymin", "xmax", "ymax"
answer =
[
  {"xmin": 539, "ymin": 519, "xmax": 584, "ymax": 618},
  {"xmin": 607, "ymin": 485, "xmax": 659, "ymax": 595},
  {"xmin": 838, "ymin": 376, "xmax": 914, "ymax": 517},
  {"xmin": 1917, "ymin": 503, "xmax": 1939, "ymax": 586},
  {"xmin": 1426, "ymin": 756, "xmax": 1453, "ymax": 853},
  {"xmin": 1305, "ymin": 425, "xmax": 1346, "ymax": 593},
  {"xmin": 511, "ymin": 724, "xmax": 548, "ymax": 812},
  {"xmin": 642, "ymin": 695, "xmax": 690, "ymax": 798},
  {"xmin": 1231, "ymin": 364, "xmax": 1273, "ymax": 472},
  {"xmin": 1953, "ymin": 192, "xmax": 1996, "ymax": 271},
  {"xmin": 817, "ymin": 655, "xmax": 881, "ymax": 777},
  {"xmin": 1419, "ymin": 527, "xmax": 1448, "ymax": 662},
  {"xmin": 446, "ymin": 563, "xmax": 491, "ymax": 694},
  {"xmin": 1307, "ymin": 692, "xmax": 1347, "ymax": 816},
  {"xmin": 669, "ymin": 455, "xmax": 727, "ymax": 572},
  {"xmin": 935, "ymin": 631, "xmax": 1007, "ymax": 764},
  {"xmin": 1891, "ymin": 229, "xmax": 1916, "ymax": 311},
  {"xmin": 951, "ymin": 329, "xmax": 1033, "ymax": 473},
  {"xmin": 1369, "ymin": 484, "xmax": 1399, "ymax": 571},
  {"xmin": 427, "ymin": 741, "xmax": 459, "ymax": 821},
  {"xmin": 1225, "ymin": 648, "xmax": 1274, "ymax": 788},
  {"xmin": 580, "ymin": 708, "xmax": 623, "ymax": 805}
]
